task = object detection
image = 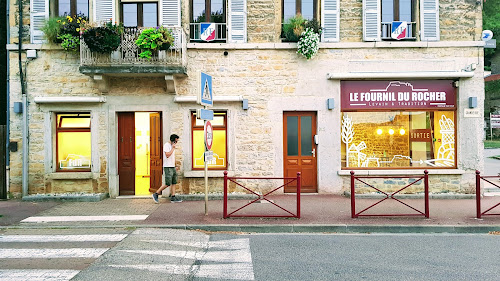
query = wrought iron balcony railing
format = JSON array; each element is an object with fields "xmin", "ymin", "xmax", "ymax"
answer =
[
  {"xmin": 189, "ymin": 23, "xmax": 227, "ymax": 42},
  {"xmin": 80, "ymin": 27, "xmax": 186, "ymax": 67},
  {"xmin": 381, "ymin": 22, "xmax": 417, "ymax": 40}
]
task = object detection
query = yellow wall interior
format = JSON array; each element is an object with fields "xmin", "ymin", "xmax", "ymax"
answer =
[{"xmin": 135, "ymin": 112, "xmax": 151, "ymax": 195}]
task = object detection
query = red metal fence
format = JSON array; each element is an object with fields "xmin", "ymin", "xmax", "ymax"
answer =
[
  {"xmin": 223, "ymin": 171, "xmax": 301, "ymax": 218},
  {"xmin": 350, "ymin": 170, "xmax": 429, "ymax": 218},
  {"xmin": 476, "ymin": 170, "xmax": 500, "ymax": 219}
]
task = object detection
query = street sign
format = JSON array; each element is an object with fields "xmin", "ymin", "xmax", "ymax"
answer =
[
  {"xmin": 482, "ymin": 30, "xmax": 493, "ymax": 41},
  {"xmin": 485, "ymin": 39, "xmax": 496, "ymax": 49},
  {"xmin": 196, "ymin": 108, "xmax": 214, "ymax": 120},
  {"xmin": 491, "ymin": 114, "xmax": 500, "ymax": 129},
  {"xmin": 204, "ymin": 150, "xmax": 213, "ymax": 161},
  {"xmin": 198, "ymin": 72, "xmax": 213, "ymax": 107},
  {"xmin": 204, "ymin": 121, "xmax": 213, "ymax": 150}
]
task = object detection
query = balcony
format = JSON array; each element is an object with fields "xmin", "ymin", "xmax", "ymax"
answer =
[
  {"xmin": 189, "ymin": 23, "xmax": 227, "ymax": 42},
  {"xmin": 79, "ymin": 27, "xmax": 187, "ymax": 92},
  {"xmin": 381, "ymin": 22, "xmax": 417, "ymax": 40}
]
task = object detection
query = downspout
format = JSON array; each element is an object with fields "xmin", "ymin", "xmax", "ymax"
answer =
[
  {"xmin": 18, "ymin": 0, "xmax": 28, "ymax": 197},
  {"xmin": 5, "ymin": 0, "xmax": 10, "ymax": 195}
]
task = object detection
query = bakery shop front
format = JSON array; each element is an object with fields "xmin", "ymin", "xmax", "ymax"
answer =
[{"xmin": 340, "ymin": 80, "xmax": 456, "ymax": 170}]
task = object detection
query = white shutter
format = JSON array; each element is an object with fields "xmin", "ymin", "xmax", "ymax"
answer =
[
  {"xmin": 363, "ymin": 0, "xmax": 380, "ymax": 41},
  {"xmin": 420, "ymin": 0, "xmax": 439, "ymax": 41},
  {"xmin": 321, "ymin": 0, "xmax": 340, "ymax": 42},
  {"xmin": 228, "ymin": 0, "xmax": 247, "ymax": 43},
  {"xmin": 30, "ymin": 0, "xmax": 49, "ymax": 43},
  {"xmin": 93, "ymin": 0, "xmax": 115, "ymax": 24},
  {"xmin": 160, "ymin": 0, "xmax": 180, "ymax": 26}
]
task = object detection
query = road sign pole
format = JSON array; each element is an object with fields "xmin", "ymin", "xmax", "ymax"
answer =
[
  {"xmin": 204, "ymin": 106, "xmax": 209, "ymax": 216},
  {"xmin": 491, "ymin": 113, "xmax": 493, "ymax": 141}
]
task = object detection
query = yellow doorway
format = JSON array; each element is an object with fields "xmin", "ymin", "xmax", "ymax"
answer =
[{"xmin": 135, "ymin": 112, "xmax": 153, "ymax": 195}]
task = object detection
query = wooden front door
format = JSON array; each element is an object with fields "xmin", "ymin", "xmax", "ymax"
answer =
[
  {"xmin": 118, "ymin": 112, "xmax": 135, "ymax": 195},
  {"xmin": 149, "ymin": 113, "xmax": 163, "ymax": 192},
  {"xmin": 283, "ymin": 112, "xmax": 317, "ymax": 193}
]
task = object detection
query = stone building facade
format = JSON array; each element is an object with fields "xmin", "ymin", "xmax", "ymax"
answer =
[{"xmin": 7, "ymin": 0, "xmax": 485, "ymax": 198}]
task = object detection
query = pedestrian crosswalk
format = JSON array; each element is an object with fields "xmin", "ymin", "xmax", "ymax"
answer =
[{"xmin": 0, "ymin": 233, "xmax": 128, "ymax": 281}]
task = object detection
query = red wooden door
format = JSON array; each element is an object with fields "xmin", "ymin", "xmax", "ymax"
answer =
[
  {"xmin": 283, "ymin": 112, "xmax": 317, "ymax": 193},
  {"xmin": 149, "ymin": 113, "xmax": 162, "ymax": 192},
  {"xmin": 118, "ymin": 112, "xmax": 135, "ymax": 195}
]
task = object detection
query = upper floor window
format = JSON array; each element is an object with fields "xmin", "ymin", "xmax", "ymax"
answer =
[
  {"xmin": 57, "ymin": 0, "xmax": 89, "ymax": 17},
  {"xmin": 283, "ymin": 0, "xmax": 317, "ymax": 21},
  {"xmin": 190, "ymin": 0, "xmax": 227, "ymax": 42},
  {"xmin": 121, "ymin": 2, "xmax": 159, "ymax": 27},
  {"xmin": 363, "ymin": 0, "xmax": 439, "ymax": 42}
]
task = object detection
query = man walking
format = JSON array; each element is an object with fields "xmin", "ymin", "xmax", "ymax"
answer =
[{"xmin": 152, "ymin": 134, "xmax": 182, "ymax": 203}]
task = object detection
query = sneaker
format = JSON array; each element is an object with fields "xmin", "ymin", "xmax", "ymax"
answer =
[
  {"xmin": 170, "ymin": 196, "xmax": 182, "ymax": 203},
  {"xmin": 152, "ymin": 193, "xmax": 159, "ymax": 203}
]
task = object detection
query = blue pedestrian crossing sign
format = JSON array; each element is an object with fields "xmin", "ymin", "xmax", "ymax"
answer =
[{"xmin": 198, "ymin": 72, "xmax": 213, "ymax": 107}]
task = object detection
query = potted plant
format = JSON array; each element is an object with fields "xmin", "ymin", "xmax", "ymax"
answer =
[
  {"xmin": 135, "ymin": 26, "xmax": 174, "ymax": 59},
  {"xmin": 282, "ymin": 14, "xmax": 306, "ymax": 42},
  {"xmin": 81, "ymin": 21, "xmax": 123, "ymax": 53},
  {"xmin": 41, "ymin": 14, "xmax": 88, "ymax": 52}
]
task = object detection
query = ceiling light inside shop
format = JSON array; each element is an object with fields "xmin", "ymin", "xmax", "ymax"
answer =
[
  {"xmin": 377, "ymin": 129, "xmax": 383, "ymax": 135},
  {"xmin": 388, "ymin": 129, "xmax": 395, "ymax": 135},
  {"xmin": 399, "ymin": 129, "xmax": 406, "ymax": 135}
]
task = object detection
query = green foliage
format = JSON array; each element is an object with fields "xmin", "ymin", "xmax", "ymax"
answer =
[
  {"xmin": 60, "ymin": 14, "xmax": 86, "ymax": 37},
  {"xmin": 304, "ymin": 19, "xmax": 322, "ymax": 36},
  {"xmin": 135, "ymin": 27, "xmax": 174, "ymax": 59},
  {"xmin": 484, "ymin": 140, "xmax": 500, "ymax": 148},
  {"xmin": 41, "ymin": 16, "xmax": 65, "ymax": 43},
  {"xmin": 283, "ymin": 14, "xmax": 306, "ymax": 42},
  {"xmin": 58, "ymin": 34, "xmax": 80, "ymax": 52},
  {"xmin": 483, "ymin": 0, "xmax": 500, "ymax": 68},
  {"xmin": 82, "ymin": 26, "xmax": 121, "ymax": 53}
]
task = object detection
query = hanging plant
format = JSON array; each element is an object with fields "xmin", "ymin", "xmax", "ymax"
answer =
[
  {"xmin": 82, "ymin": 26, "xmax": 121, "ymax": 53},
  {"xmin": 135, "ymin": 26, "xmax": 174, "ymax": 59},
  {"xmin": 297, "ymin": 28, "xmax": 320, "ymax": 60}
]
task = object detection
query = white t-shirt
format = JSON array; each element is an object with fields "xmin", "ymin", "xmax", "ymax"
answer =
[{"xmin": 163, "ymin": 142, "xmax": 175, "ymax": 167}]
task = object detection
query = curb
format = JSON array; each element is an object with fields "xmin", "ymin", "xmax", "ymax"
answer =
[
  {"xmin": 4, "ymin": 224, "xmax": 500, "ymax": 234},
  {"xmin": 22, "ymin": 193, "xmax": 109, "ymax": 202}
]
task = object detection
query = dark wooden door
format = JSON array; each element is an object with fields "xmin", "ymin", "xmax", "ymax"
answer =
[
  {"xmin": 149, "ymin": 112, "xmax": 162, "ymax": 192},
  {"xmin": 118, "ymin": 112, "xmax": 135, "ymax": 195},
  {"xmin": 283, "ymin": 112, "xmax": 317, "ymax": 193}
]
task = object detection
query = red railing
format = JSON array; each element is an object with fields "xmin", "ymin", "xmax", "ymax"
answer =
[
  {"xmin": 350, "ymin": 170, "xmax": 429, "ymax": 218},
  {"xmin": 476, "ymin": 170, "xmax": 500, "ymax": 219},
  {"xmin": 223, "ymin": 171, "xmax": 301, "ymax": 218}
]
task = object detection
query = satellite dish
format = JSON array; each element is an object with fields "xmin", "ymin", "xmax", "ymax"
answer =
[{"xmin": 482, "ymin": 30, "xmax": 493, "ymax": 41}]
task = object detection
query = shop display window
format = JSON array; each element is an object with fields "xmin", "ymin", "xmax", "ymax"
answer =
[
  {"xmin": 191, "ymin": 111, "xmax": 227, "ymax": 169},
  {"xmin": 341, "ymin": 111, "xmax": 456, "ymax": 169},
  {"xmin": 56, "ymin": 113, "xmax": 91, "ymax": 172}
]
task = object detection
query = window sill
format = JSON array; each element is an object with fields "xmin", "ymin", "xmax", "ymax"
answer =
[
  {"xmin": 47, "ymin": 172, "xmax": 96, "ymax": 180},
  {"xmin": 338, "ymin": 169, "xmax": 465, "ymax": 176},
  {"xmin": 183, "ymin": 170, "xmax": 233, "ymax": 178}
]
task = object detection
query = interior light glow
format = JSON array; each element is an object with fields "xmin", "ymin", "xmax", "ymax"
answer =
[
  {"xmin": 388, "ymin": 129, "xmax": 395, "ymax": 135},
  {"xmin": 376, "ymin": 129, "xmax": 383, "ymax": 135},
  {"xmin": 399, "ymin": 129, "xmax": 406, "ymax": 135}
]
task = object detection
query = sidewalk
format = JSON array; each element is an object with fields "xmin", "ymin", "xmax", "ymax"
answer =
[{"xmin": 2, "ymin": 195, "xmax": 500, "ymax": 233}]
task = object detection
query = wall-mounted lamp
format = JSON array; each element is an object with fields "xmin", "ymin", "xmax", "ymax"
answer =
[
  {"xmin": 469, "ymin": 97, "xmax": 477, "ymax": 108},
  {"xmin": 242, "ymin": 99, "xmax": 249, "ymax": 110},
  {"xmin": 327, "ymin": 98, "xmax": 334, "ymax": 110}
]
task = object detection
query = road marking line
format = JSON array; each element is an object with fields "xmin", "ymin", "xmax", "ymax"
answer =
[
  {"xmin": 0, "ymin": 234, "xmax": 128, "ymax": 242},
  {"xmin": 109, "ymin": 264, "xmax": 255, "ymax": 280},
  {"xmin": 0, "ymin": 269, "xmax": 79, "ymax": 281},
  {"xmin": 0, "ymin": 248, "xmax": 109, "ymax": 258},
  {"xmin": 143, "ymin": 238, "xmax": 250, "ymax": 249},
  {"xmin": 120, "ymin": 249, "xmax": 252, "ymax": 263},
  {"xmin": 20, "ymin": 215, "xmax": 148, "ymax": 223}
]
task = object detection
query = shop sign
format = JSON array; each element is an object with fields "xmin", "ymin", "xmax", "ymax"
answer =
[
  {"xmin": 341, "ymin": 80, "xmax": 456, "ymax": 110},
  {"xmin": 409, "ymin": 129, "xmax": 432, "ymax": 141},
  {"xmin": 491, "ymin": 114, "xmax": 500, "ymax": 128}
]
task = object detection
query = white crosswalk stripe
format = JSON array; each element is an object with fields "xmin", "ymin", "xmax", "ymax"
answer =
[
  {"xmin": 0, "ymin": 233, "xmax": 128, "ymax": 280},
  {"xmin": 20, "ymin": 215, "xmax": 148, "ymax": 223}
]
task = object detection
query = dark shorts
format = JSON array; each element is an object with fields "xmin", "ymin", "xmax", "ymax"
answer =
[{"xmin": 164, "ymin": 167, "xmax": 177, "ymax": 186}]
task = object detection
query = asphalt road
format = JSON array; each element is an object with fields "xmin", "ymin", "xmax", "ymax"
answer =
[{"xmin": 1, "ymin": 228, "xmax": 499, "ymax": 281}]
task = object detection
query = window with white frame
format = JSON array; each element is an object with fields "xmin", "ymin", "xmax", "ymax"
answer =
[
  {"xmin": 363, "ymin": 0, "xmax": 439, "ymax": 41},
  {"xmin": 121, "ymin": 2, "xmax": 159, "ymax": 27},
  {"xmin": 57, "ymin": 0, "xmax": 89, "ymax": 17},
  {"xmin": 189, "ymin": 0, "xmax": 246, "ymax": 43}
]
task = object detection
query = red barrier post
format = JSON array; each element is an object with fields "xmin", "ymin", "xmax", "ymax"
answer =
[
  {"xmin": 223, "ymin": 171, "xmax": 228, "ymax": 219},
  {"xmin": 296, "ymin": 172, "xmax": 301, "ymax": 218},
  {"xmin": 476, "ymin": 170, "xmax": 481, "ymax": 219},
  {"xmin": 424, "ymin": 170, "xmax": 429, "ymax": 218},
  {"xmin": 350, "ymin": 171, "xmax": 356, "ymax": 218}
]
